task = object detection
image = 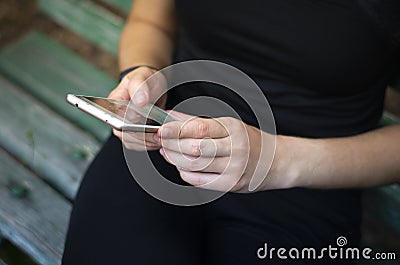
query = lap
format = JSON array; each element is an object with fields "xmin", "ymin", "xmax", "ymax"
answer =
[
  {"xmin": 63, "ymin": 135, "xmax": 361, "ymax": 265},
  {"xmin": 62, "ymin": 135, "xmax": 204, "ymax": 265}
]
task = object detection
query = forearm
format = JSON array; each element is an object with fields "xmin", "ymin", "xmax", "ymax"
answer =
[
  {"xmin": 118, "ymin": 0, "xmax": 176, "ymax": 71},
  {"xmin": 273, "ymin": 125, "xmax": 400, "ymax": 189}
]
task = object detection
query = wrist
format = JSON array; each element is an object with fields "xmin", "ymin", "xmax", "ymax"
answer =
[
  {"xmin": 280, "ymin": 136, "xmax": 327, "ymax": 189},
  {"xmin": 268, "ymin": 135, "xmax": 312, "ymax": 189}
]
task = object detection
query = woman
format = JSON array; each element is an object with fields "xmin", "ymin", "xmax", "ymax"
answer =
[{"xmin": 62, "ymin": 0, "xmax": 400, "ymax": 264}]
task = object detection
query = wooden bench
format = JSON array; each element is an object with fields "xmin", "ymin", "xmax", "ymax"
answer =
[
  {"xmin": 0, "ymin": 29, "xmax": 115, "ymax": 263},
  {"xmin": 0, "ymin": 0, "xmax": 122, "ymax": 259},
  {"xmin": 0, "ymin": 0, "xmax": 399, "ymax": 264},
  {"xmin": 38, "ymin": 0, "xmax": 129, "ymax": 55}
]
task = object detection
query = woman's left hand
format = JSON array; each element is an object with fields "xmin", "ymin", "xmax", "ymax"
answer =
[{"xmin": 155, "ymin": 111, "xmax": 286, "ymax": 192}]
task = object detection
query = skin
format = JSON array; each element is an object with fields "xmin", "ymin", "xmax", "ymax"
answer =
[
  {"xmin": 109, "ymin": 0, "xmax": 400, "ymax": 192},
  {"xmin": 109, "ymin": 0, "xmax": 175, "ymax": 151}
]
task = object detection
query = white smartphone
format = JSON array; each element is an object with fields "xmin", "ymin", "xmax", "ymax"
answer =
[{"xmin": 66, "ymin": 94, "xmax": 178, "ymax": 133}]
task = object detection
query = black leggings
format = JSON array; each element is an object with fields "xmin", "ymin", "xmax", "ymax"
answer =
[{"xmin": 62, "ymin": 135, "xmax": 361, "ymax": 265}]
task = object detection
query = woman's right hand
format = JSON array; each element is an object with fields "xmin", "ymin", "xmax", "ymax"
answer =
[{"xmin": 108, "ymin": 66, "xmax": 167, "ymax": 151}]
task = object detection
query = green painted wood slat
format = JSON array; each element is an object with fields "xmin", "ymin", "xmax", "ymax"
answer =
[
  {"xmin": 38, "ymin": 0, "xmax": 124, "ymax": 55},
  {"xmin": 0, "ymin": 31, "xmax": 114, "ymax": 141},
  {"xmin": 0, "ymin": 148, "xmax": 71, "ymax": 265},
  {"xmin": 0, "ymin": 76, "xmax": 101, "ymax": 199},
  {"xmin": 102, "ymin": 0, "xmax": 133, "ymax": 13},
  {"xmin": 381, "ymin": 111, "xmax": 400, "ymax": 126}
]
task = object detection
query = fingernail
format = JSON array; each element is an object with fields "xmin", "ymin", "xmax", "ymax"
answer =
[
  {"xmin": 133, "ymin": 91, "xmax": 146, "ymax": 104},
  {"xmin": 153, "ymin": 134, "xmax": 160, "ymax": 143},
  {"xmin": 159, "ymin": 148, "xmax": 164, "ymax": 156}
]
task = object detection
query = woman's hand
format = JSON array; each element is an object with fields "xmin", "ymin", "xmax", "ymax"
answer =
[
  {"xmin": 158, "ymin": 112, "xmax": 400, "ymax": 192},
  {"xmin": 108, "ymin": 66, "xmax": 167, "ymax": 151},
  {"xmin": 156, "ymin": 111, "xmax": 288, "ymax": 193}
]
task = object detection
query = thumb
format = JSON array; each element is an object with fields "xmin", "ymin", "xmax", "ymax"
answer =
[
  {"xmin": 129, "ymin": 81, "xmax": 150, "ymax": 107},
  {"xmin": 108, "ymin": 78, "xmax": 130, "ymax": 100}
]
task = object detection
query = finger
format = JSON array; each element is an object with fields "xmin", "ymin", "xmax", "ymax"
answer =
[
  {"xmin": 108, "ymin": 78, "xmax": 130, "ymax": 100},
  {"xmin": 144, "ymin": 70, "xmax": 168, "ymax": 104},
  {"xmin": 115, "ymin": 129, "xmax": 161, "ymax": 150},
  {"xmin": 158, "ymin": 117, "xmax": 229, "ymax": 140},
  {"xmin": 181, "ymin": 117, "xmax": 228, "ymax": 139},
  {"xmin": 160, "ymin": 137, "xmax": 231, "ymax": 157},
  {"xmin": 116, "ymin": 134, "xmax": 160, "ymax": 151},
  {"xmin": 113, "ymin": 128, "xmax": 122, "ymax": 139},
  {"xmin": 123, "ymin": 142, "xmax": 160, "ymax": 151},
  {"xmin": 108, "ymin": 67, "xmax": 165, "ymax": 105},
  {"xmin": 122, "ymin": 132, "xmax": 161, "ymax": 147},
  {"xmin": 122, "ymin": 138, "xmax": 160, "ymax": 151},
  {"xmin": 157, "ymin": 121, "xmax": 184, "ymax": 139},
  {"xmin": 117, "ymin": 128, "xmax": 159, "ymax": 144},
  {"xmin": 179, "ymin": 170, "xmax": 220, "ymax": 186},
  {"xmin": 127, "ymin": 77, "xmax": 151, "ymax": 106},
  {"xmin": 128, "ymin": 69, "xmax": 166, "ymax": 107},
  {"xmin": 160, "ymin": 149, "xmax": 230, "ymax": 173},
  {"xmin": 178, "ymin": 170, "xmax": 241, "ymax": 192}
]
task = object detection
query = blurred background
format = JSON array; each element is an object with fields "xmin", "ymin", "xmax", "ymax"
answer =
[{"xmin": 0, "ymin": 0, "xmax": 399, "ymax": 264}]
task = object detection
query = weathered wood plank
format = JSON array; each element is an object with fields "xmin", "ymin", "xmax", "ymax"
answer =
[
  {"xmin": 381, "ymin": 111, "xmax": 400, "ymax": 126},
  {"xmin": 0, "ymin": 148, "xmax": 71, "ymax": 265},
  {"xmin": 363, "ymin": 185, "xmax": 400, "ymax": 234},
  {"xmin": 102, "ymin": 0, "xmax": 133, "ymax": 13},
  {"xmin": 38, "ymin": 0, "xmax": 124, "ymax": 54},
  {"xmin": 0, "ymin": 76, "xmax": 101, "ymax": 199},
  {"xmin": 0, "ymin": 31, "xmax": 115, "ymax": 141}
]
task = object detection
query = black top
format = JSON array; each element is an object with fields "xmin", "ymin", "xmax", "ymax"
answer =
[
  {"xmin": 170, "ymin": 0, "xmax": 400, "ymax": 138},
  {"xmin": 61, "ymin": 2, "xmax": 400, "ymax": 261},
  {"xmin": 163, "ymin": 0, "xmax": 400, "ymax": 246}
]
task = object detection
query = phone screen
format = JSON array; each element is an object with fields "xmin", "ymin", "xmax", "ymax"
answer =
[
  {"xmin": 80, "ymin": 96, "xmax": 157, "ymax": 125},
  {"xmin": 77, "ymin": 96, "xmax": 178, "ymax": 126}
]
